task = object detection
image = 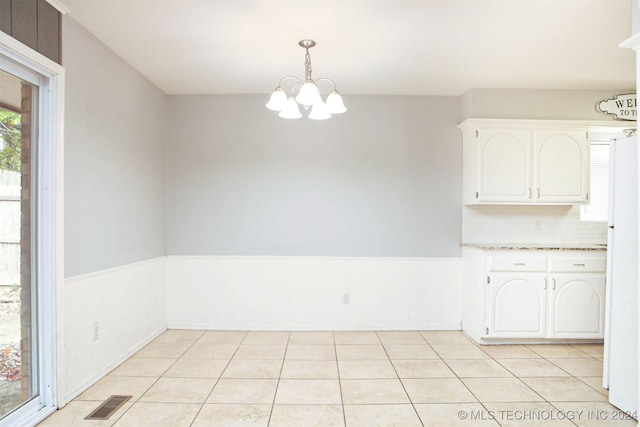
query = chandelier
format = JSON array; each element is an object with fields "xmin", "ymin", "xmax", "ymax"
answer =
[{"xmin": 266, "ymin": 40, "xmax": 347, "ymax": 120}]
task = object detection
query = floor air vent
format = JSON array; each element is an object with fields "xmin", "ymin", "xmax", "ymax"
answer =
[{"xmin": 85, "ymin": 395, "xmax": 132, "ymax": 420}]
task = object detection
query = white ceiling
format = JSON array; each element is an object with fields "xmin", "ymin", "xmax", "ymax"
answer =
[{"xmin": 61, "ymin": 0, "xmax": 636, "ymax": 96}]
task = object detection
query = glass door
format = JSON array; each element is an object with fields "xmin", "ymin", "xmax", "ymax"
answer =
[
  {"xmin": 0, "ymin": 67, "xmax": 39, "ymax": 422},
  {"xmin": 0, "ymin": 39, "xmax": 60, "ymax": 425}
]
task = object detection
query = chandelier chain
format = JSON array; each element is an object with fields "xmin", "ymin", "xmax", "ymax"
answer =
[{"xmin": 304, "ymin": 48, "xmax": 313, "ymax": 82}]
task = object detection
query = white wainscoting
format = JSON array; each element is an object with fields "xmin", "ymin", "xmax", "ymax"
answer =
[
  {"xmin": 166, "ymin": 256, "xmax": 463, "ymax": 331},
  {"xmin": 62, "ymin": 257, "xmax": 167, "ymax": 403}
]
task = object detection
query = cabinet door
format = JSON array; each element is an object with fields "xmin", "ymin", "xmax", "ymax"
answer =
[
  {"xmin": 534, "ymin": 130, "xmax": 589, "ymax": 203},
  {"xmin": 477, "ymin": 129, "xmax": 532, "ymax": 203},
  {"xmin": 547, "ymin": 274, "xmax": 606, "ymax": 338},
  {"xmin": 487, "ymin": 273, "xmax": 546, "ymax": 338}
]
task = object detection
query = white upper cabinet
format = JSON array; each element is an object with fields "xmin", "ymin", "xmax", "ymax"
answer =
[
  {"xmin": 477, "ymin": 129, "xmax": 532, "ymax": 203},
  {"xmin": 461, "ymin": 119, "xmax": 589, "ymax": 205},
  {"xmin": 535, "ymin": 130, "xmax": 589, "ymax": 203}
]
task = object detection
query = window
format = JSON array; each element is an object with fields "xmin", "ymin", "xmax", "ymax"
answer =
[{"xmin": 581, "ymin": 142, "xmax": 610, "ymax": 222}]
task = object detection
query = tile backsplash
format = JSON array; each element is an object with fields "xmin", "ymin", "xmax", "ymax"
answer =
[{"xmin": 463, "ymin": 205, "xmax": 608, "ymax": 245}]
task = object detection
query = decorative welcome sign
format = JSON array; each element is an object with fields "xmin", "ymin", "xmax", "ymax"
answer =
[{"xmin": 597, "ymin": 94, "xmax": 637, "ymax": 121}]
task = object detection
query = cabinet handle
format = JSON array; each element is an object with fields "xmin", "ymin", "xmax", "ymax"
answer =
[
  {"xmin": 528, "ymin": 188, "xmax": 532, "ymax": 198},
  {"xmin": 513, "ymin": 262, "xmax": 525, "ymax": 266},
  {"xmin": 552, "ymin": 278, "xmax": 556, "ymax": 290},
  {"xmin": 573, "ymin": 263, "xmax": 585, "ymax": 267},
  {"xmin": 537, "ymin": 188, "xmax": 541, "ymax": 198},
  {"xmin": 544, "ymin": 278, "xmax": 547, "ymax": 290}
]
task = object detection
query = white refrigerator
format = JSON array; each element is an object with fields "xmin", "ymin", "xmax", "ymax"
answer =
[{"xmin": 604, "ymin": 133, "xmax": 638, "ymax": 416}]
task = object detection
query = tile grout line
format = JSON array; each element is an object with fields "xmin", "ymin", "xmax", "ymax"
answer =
[
  {"xmin": 436, "ymin": 345, "xmax": 505, "ymax": 427},
  {"xmin": 573, "ymin": 376, "xmax": 611, "ymax": 398},
  {"xmin": 524, "ymin": 343, "xmax": 593, "ymax": 359},
  {"xmin": 103, "ymin": 329, "xmax": 209, "ymax": 426},
  {"xmin": 58, "ymin": 331, "xmax": 609, "ymax": 427},
  {"xmin": 156, "ymin": 334, "xmax": 205, "ymax": 424},
  {"xmin": 376, "ymin": 331, "xmax": 425, "ymax": 427},
  {"xmin": 489, "ymin": 351, "xmax": 595, "ymax": 427},
  {"xmin": 266, "ymin": 331, "xmax": 291, "ymax": 427},
  {"xmin": 568, "ymin": 343, "xmax": 601, "ymax": 358},
  {"xmin": 537, "ymin": 350, "xmax": 603, "ymax": 427},
  {"xmin": 489, "ymin": 356, "xmax": 563, "ymax": 408},
  {"xmin": 430, "ymin": 333, "xmax": 589, "ymax": 427},
  {"xmin": 332, "ymin": 331, "xmax": 348, "ymax": 427},
  {"xmin": 105, "ymin": 351, "xmax": 182, "ymax": 424},
  {"xmin": 185, "ymin": 330, "xmax": 247, "ymax": 427},
  {"xmin": 131, "ymin": 330, "xmax": 208, "ymax": 425}
]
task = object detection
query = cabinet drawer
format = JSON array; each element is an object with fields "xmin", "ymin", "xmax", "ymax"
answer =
[
  {"xmin": 489, "ymin": 256, "xmax": 547, "ymax": 272},
  {"xmin": 548, "ymin": 257, "xmax": 606, "ymax": 273}
]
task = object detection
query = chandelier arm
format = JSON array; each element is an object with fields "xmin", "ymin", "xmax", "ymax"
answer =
[
  {"xmin": 314, "ymin": 78, "xmax": 338, "ymax": 93},
  {"xmin": 277, "ymin": 75, "xmax": 302, "ymax": 89},
  {"xmin": 289, "ymin": 81, "xmax": 303, "ymax": 97}
]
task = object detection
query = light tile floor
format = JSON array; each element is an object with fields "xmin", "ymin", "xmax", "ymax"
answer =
[{"xmin": 38, "ymin": 331, "xmax": 637, "ymax": 427}]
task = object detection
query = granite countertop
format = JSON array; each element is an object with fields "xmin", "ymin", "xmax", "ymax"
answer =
[{"xmin": 461, "ymin": 243, "xmax": 607, "ymax": 251}]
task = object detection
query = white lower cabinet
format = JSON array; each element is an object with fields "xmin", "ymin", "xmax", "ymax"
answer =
[
  {"xmin": 463, "ymin": 247, "xmax": 606, "ymax": 343},
  {"xmin": 488, "ymin": 273, "xmax": 546, "ymax": 338},
  {"xmin": 546, "ymin": 274, "xmax": 606, "ymax": 338}
]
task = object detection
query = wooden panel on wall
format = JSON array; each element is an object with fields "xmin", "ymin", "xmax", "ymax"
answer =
[
  {"xmin": 0, "ymin": 0, "xmax": 60, "ymax": 64},
  {"xmin": 0, "ymin": 0, "xmax": 11, "ymax": 35},
  {"xmin": 11, "ymin": 0, "xmax": 37, "ymax": 51},
  {"xmin": 37, "ymin": 0, "xmax": 59, "ymax": 63}
]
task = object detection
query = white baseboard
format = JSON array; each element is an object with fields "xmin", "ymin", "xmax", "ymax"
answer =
[
  {"xmin": 166, "ymin": 256, "xmax": 463, "ymax": 331},
  {"xmin": 64, "ymin": 326, "xmax": 165, "ymax": 403}
]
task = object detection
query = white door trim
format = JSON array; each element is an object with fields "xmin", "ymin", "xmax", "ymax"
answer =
[{"xmin": 0, "ymin": 31, "xmax": 65, "ymax": 426}]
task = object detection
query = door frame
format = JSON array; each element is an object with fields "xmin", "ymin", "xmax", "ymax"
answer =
[{"xmin": 0, "ymin": 31, "xmax": 65, "ymax": 425}]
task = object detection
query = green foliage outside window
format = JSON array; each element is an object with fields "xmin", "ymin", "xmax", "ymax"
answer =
[{"xmin": 0, "ymin": 109, "xmax": 21, "ymax": 172}]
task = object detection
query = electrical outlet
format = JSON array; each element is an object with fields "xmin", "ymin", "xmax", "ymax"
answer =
[
  {"xmin": 535, "ymin": 220, "xmax": 542, "ymax": 231},
  {"xmin": 93, "ymin": 322, "xmax": 99, "ymax": 341},
  {"xmin": 342, "ymin": 292, "xmax": 350, "ymax": 304}
]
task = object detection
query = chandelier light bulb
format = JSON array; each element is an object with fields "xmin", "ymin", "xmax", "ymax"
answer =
[
  {"xmin": 326, "ymin": 91, "xmax": 347, "ymax": 114},
  {"xmin": 295, "ymin": 82, "xmax": 321, "ymax": 106},
  {"xmin": 266, "ymin": 89, "xmax": 287, "ymax": 111},
  {"xmin": 267, "ymin": 40, "xmax": 346, "ymax": 120},
  {"xmin": 308, "ymin": 99, "xmax": 332, "ymax": 120},
  {"xmin": 278, "ymin": 97, "xmax": 302, "ymax": 119}
]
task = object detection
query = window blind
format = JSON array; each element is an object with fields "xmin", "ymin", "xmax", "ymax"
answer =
[{"xmin": 581, "ymin": 143, "xmax": 609, "ymax": 222}]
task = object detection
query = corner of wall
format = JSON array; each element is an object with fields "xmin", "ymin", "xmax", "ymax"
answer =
[
  {"xmin": 458, "ymin": 90, "xmax": 473, "ymax": 123},
  {"xmin": 62, "ymin": 257, "xmax": 167, "ymax": 403}
]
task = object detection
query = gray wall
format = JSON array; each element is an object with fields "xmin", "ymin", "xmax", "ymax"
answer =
[
  {"xmin": 633, "ymin": 0, "xmax": 639, "ymax": 35},
  {"xmin": 166, "ymin": 95, "xmax": 462, "ymax": 257},
  {"xmin": 63, "ymin": 16, "xmax": 168, "ymax": 277},
  {"xmin": 62, "ymin": 18, "xmax": 629, "ymax": 267}
]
